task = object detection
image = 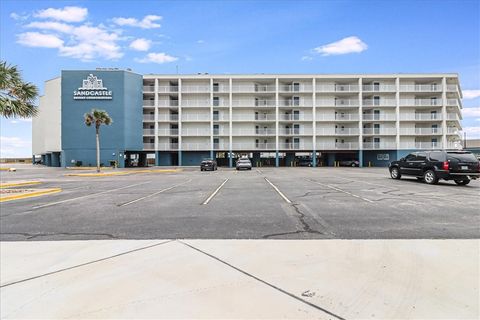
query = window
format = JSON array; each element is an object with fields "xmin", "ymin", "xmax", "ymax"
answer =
[
  {"xmin": 373, "ymin": 110, "xmax": 380, "ymax": 120},
  {"xmin": 293, "ymin": 96, "xmax": 300, "ymax": 106},
  {"xmin": 431, "ymin": 111, "xmax": 437, "ymax": 119},
  {"xmin": 416, "ymin": 152, "xmax": 427, "ymax": 161},
  {"xmin": 373, "ymin": 82, "xmax": 380, "ymax": 91},
  {"xmin": 293, "ymin": 82, "xmax": 300, "ymax": 92},
  {"xmin": 213, "ymin": 83, "xmax": 219, "ymax": 92},
  {"xmin": 293, "ymin": 110, "xmax": 300, "ymax": 120},
  {"xmin": 213, "ymin": 97, "xmax": 220, "ymax": 106},
  {"xmin": 431, "ymin": 97, "xmax": 438, "ymax": 106},
  {"xmin": 213, "ymin": 124, "xmax": 219, "ymax": 135},
  {"xmin": 429, "ymin": 151, "xmax": 445, "ymax": 162},
  {"xmin": 373, "ymin": 96, "xmax": 380, "ymax": 106},
  {"xmin": 213, "ymin": 110, "xmax": 219, "ymax": 121},
  {"xmin": 405, "ymin": 154, "xmax": 416, "ymax": 161}
]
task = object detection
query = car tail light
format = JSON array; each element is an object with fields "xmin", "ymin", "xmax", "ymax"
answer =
[{"xmin": 442, "ymin": 161, "xmax": 449, "ymax": 171}]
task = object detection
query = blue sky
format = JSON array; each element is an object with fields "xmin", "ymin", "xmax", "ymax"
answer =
[{"xmin": 1, "ymin": 0, "xmax": 479, "ymax": 157}]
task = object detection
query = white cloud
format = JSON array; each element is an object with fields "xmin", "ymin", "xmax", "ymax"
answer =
[
  {"xmin": 135, "ymin": 52, "xmax": 178, "ymax": 64},
  {"xmin": 462, "ymin": 107, "xmax": 480, "ymax": 118},
  {"xmin": 462, "ymin": 126, "xmax": 480, "ymax": 139},
  {"xmin": 112, "ymin": 15, "xmax": 162, "ymax": 29},
  {"xmin": 462, "ymin": 90, "xmax": 480, "ymax": 100},
  {"xmin": 129, "ymin": 38, "xmax": 151, "ymax": 51},
  {"xmin": 10, "ymin": 12, "xmax": 29, "ymax": 21},
  {"xmin": 17, "ymin": 32, "xmax": 64, "ymax": 48},
  {"xmin": 0, "ymin": 136, "xmax": 32, "ymax": 158},
  {"xmin": 301, "ymin": 56, "xmax": 313, "ymax": 61},
  {"xmin": 34, "ymin": 6, "xmax": 88, "ymax": 22},
  {"xmin": 197, "ymin": 40, "xmax": 205, "ymax": 44},
  {"xmin": 26, "ymin": 21, "xmax": 74, "ymax": 33},
  {"xmin": 314, "ymin": 36, "xmax": 368, "ymax": 56}
]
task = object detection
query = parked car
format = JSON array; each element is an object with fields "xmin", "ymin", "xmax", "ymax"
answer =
[
  {"xmin": 389, "ymin": 150, "xmax": 480, "ymax": 185},
  {"xmin": 298, "ymin": 158, "xmax": 313, "ymax": 167},
  {"xmin": 339, "ymin": 160, "xmax": 360, "ymax": 167},
  {"xmin": 236, "ymin": 158, "xmax": 252, "ymax": 170},
  {"xmin": 200, "ymin": 158, "xmax": 217, "ymax": 171}
]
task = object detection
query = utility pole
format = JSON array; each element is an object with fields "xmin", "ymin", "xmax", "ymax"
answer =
[{"xmin": 464, "ymin": 131, "xmax": 467, "ymax": 149}]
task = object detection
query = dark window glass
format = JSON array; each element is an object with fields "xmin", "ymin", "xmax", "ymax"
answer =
[
  {"xmin": 416, "ymin": 152, "xmax": 427, "ymax": 161},
  {"xmin": 429, "ymin": 151, "xmax": 446, "ymax": 162},
  {"xmin": 405, "ymin": 154, "xmax": 416, "ymax": 161},
  {"xmin": 447, "ymin": 152, "xmax": 478, "ymax": 162}
]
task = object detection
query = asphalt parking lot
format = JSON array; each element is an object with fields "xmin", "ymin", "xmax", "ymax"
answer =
[{"xmin": 1, "ymin": 165, "xmax": 479, "ymax": 240}]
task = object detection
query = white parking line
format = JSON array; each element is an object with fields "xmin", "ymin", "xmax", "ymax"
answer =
[
  {"xmin": 33, "ymin": 181, "xmax": 150, "ymax": 209},
  {"xmin": 264, "ymin": 177, "xmax": 292, "ymax": 204},
  {"xmin": 308, "ymin": 179, "xmax": 374, "ymax": 203},
  {"xmin": 202, "ymin": 179, "xmax": 229, "ymax": 205},
  {"xmin": 118, "ymin": 179, "xmax": 192, "ymax": 207}
]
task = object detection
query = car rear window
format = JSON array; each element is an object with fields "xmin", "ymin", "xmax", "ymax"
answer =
[
  {"xmin": 447, "ymin": 152, "xmax": 478, "ymax": 162},
  {"xmin": 429, "ymin": 151, "xmax": 446, "ymax": 161}
]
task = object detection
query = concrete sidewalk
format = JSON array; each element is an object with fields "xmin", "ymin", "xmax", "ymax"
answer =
[{"xmin": 1, "ymin": 240, "xmax": 478, "ymax": 319}]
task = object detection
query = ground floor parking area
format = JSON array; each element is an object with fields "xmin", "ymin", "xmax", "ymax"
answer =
[{"xmin": 1, "ymin": 165, "xmax": 479, "ymax": 240}]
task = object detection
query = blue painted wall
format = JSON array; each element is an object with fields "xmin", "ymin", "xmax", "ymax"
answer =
[
  {"xmin": 60, "ymin": 70, "xmax": 142, "ymax": 167},
  {"xmin": 182, "ymin": 151, "xmax": 210, "ymax": 166},
  {"xmin": 362, "ymin": 150, "xmax": 399, "ymax": 167}
]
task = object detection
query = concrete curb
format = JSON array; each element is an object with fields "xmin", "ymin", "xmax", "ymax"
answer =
[
  {"xmin": 64, "ymin": 169, "xmax": 181, "ymax": 177},
  {"xmin": 0, "ymin": 188, "xmax": 62, "ymax": 202},
  {"xmin": 0, "ymin": 181, "xmax": 41, "ymax": 189}
]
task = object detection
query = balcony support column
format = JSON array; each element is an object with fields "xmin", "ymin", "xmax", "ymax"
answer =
[
  {"xmin": 178, "ymin": 78, "xmax": 182, "ymax": 166},
  {"xmin": 312, "ymin": 78, "xmax": 316, "ymax": 167},
  {"xmin": 275, "ymin": 78, "xmax": 279, "ymax": 167},
  {"xmin": 154, "ymin": 78, "xmax": 159, "ymax": 151},
  {"xmin": 312, "ymin": 149, "xmax": 317, "ymax": 167},
  {"xmin": 358, "ymin": 77, "xmax": 363, "ymax": 167},
  {"xmin": 210, "ymin": 78, "xmax": 214, "ymax": 159},
  {"xmin": 275, "ymin": 151, "xmax": 279, "ymax": 167},
  {"xmin": 441, "ymin": 77, "xmax": 447, "ymax": 149},
  {"xmin": 359, "ymin": 150, "xmax": 363, "ymax": 168},
  {"xmin": 229, "ymin": 78, "xmax": 233, "ymax": 168}
]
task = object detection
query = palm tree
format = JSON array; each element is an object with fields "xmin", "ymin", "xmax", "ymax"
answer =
[
  {"xmin": 84, "ymin": 109, "xmax": 113, "ymax": 172},
  {"xmin": 0, "ymin": 61, "xmax": 38, "ymax": 118}
]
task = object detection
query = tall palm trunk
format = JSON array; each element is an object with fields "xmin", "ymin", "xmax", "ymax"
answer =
[{"xmin": 96, "ymin": 126, "xmax": 100, "ymax": 173}]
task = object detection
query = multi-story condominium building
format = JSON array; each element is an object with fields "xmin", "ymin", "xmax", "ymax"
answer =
[{"xmin": 33, "ymin": 70, "xmax": 462, "ymax": 167}]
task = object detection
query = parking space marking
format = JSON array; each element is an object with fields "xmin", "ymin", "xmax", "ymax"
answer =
[
  {"xmin": 202, "ymin": 178, "xmax": 229, "ymax": 205},
  {"xmin": 264, "ymin": 177, "xmax": 292, "ymax": 204},
  {"xmin": 307, "ymin": 179, "xmax": 374, "ymax": 203},
  {"xmin": 32, "ymin": 181, "xmax": 150, "ymax": 209},
  {"xmin": 118, "ymin": 179, "xmax": 192, "ymax": 207}
]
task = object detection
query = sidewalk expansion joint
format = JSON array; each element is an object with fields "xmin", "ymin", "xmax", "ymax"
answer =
[
  {"xmin": 0, "ymin": 240, "xmax": 174, "ymax": 288},
  {"xmin": 179, "ymin": 240, "xmax": 347, "ymax": 320}
]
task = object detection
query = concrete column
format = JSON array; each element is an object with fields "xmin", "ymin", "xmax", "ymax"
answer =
[
  {"xmin": 275, "ymin": 78, "xmax": 279, "ymax": 167},
  {"xmin": 155, "ymin": 151, "xmax": 161, "ymax": 166},
  {"xmin": 178, "ymin": 78, "xmax": 182, "ymax": 166},
  {"xmin": 312, "ymin": 78, "xmax": 316, "ymax": 167},
  {"xmin": 441, "ymin": 77, "xmax": 447, "ymax": 149},
  {"xmin": 229, "ymin": 78, "xmax": 233, "ymax": 168},
  {"xmin": 210, "ymin": 78, "xmax": 214, "ymax": 159},
  {"xmin": 154, "ymin": 78, "xmax": 159, "ymax": 151},
  {"xmin": 358, "ymin": 77, "xmax": 363, "ymax": 167},
  {"xmin": 395, "ymin": 77, "xmax": 400, "ymax": 156}
]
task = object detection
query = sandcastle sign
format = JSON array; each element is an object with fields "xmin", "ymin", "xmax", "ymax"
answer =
[{"xmin": 73, "ymin": 74, "xmax": 113, "ymax": 100}]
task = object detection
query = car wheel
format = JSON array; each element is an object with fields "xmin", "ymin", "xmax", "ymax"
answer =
[
  {"xmin": 201, "ymin": 168, "xmax": 204, "ymax": 171},
  {"xmin": 390, "ymin": 167, "xmax": 401, "ymax": 179},
  {"xmin": 454, "ymin": 179, "xmax": 470, "ymax": 185},
  {"xmin": 423, "ymin": 170, "xmax": 438, "ymax": 185},
  {"xmin": 351, "ymin": 163, "xmax": 355, "ymax": 167}
]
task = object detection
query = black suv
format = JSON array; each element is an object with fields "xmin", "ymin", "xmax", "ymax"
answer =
[
  {"xmin": 389, "ymin": 150, "xmax": 480, "ymax": 185},
  {"xmin": 200, "ymin": 158, "xmax": 217, "ymax": 171}
]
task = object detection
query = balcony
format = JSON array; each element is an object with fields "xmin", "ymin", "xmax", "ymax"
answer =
[
  {"xmin": 446, "ymin": 85, "xmax": 458, "ymax": 92},
  {"xmin": 232, "ymin": 129, "xmax": 276, "ymax": 136},
  {"xmin": 363, "ymin": 142, "xmax": 397, "ymax": 149},
  {"xmin": 278, "ymin": 128, "xmax": 313, "ymax": 135},
  {"xmin": 143, "ymin": 114, "xmax": 155, "ymax": 121},
  {"xmin": 212, "ymin": 115, "xmax": 230, "ymax": 121},
  {"xmin": 143, "ymin": 100, "xmax": 155, "ymax": 107},
  {"xmin": 316, "ymin": 128, "xmax": 337, "ymax": 136},
  {"xmin": 279, "ymin": 142, "xmax": 313, "ymax": 150},
  {"xmin": 158, "ymin": 86, "xmax": 179, "ymax": 93},
  {"xmin": 232, "ymin": 85, "xmax": 276, "ymax": 93},
  {"xmin": 316, "ymin": 142, "xmax": 359, "ymax": 150},
  {"xmin": 446, "ymin": 127, "xmax": 460, "ymax": 135},
  {"xmin": 181, "ymin": 85, "xmax": 210, "ymax": 93},
  {"xmin": 157, "ymin": 143, "xmax": 179, "ymax": 151},
  {"xmin": 280, "ymin": 100, "xmax": 313, "ymax": 107},
  {"xmin": 143, "ymin": 128, "xmax": 155, "ymax": 135},
  {"xmin": 279, "ymin": 84, "xmax": 313, "ymax": 92},
  {"xmin": 362, "ymin": 99, "xmax": 396, "ymax": 107},
  {"xmin": 316, "ymin": 84, "xmax": 359, "ymax": 92},
  {"xmin": 158, "ymin": 114, "xmax": 179, "ymax": 121},
  {"xmin": 279, "ymin": 114, "xmax": 313, "ymax": 121},
  {"xmin": 181, "ymin": 128, "xmax": 211, "ymax": 136},
  {"xmin": 232, "ymin": 99, "xmax": 276, "ymax": 107},
  {"xmin": 446, "ymin": 99, "xmax": 460, "ymax": 107},
  {"xmin": 143, "ymin": 143, "xmax": 155, "ymax": 150},
  {"xmin": 181, "ymin": 143, "xmax": 211, "ymax": 151},
  {"xmin": 362, "ymin": 128, "xmax": 397, "ymax": 135},
  {"xmin": 362, "ymin": 84, "xmax": 396, "ymax": 92},
  {"xmin": 181, "ymin": 114, "xmax": 210, "ymax": 121},
  {"xmin": 212, "ymin": 129, "xmax": 229, "ymax": 136},
  {"xmin": 213, "ymin": 143, "xmax": 230, "ymax": 150},
  {"xmin": 232, "ymin": 114, "xmax": 276, "ymax": 121},
  {"xmin": 317, "ymin": 114, "xmax": 359, "ymax": 121},
  {"xmin": 158, "ymin": 100, "xmax": 179, "ymax": 107},
  {"xmin": 399, "ymin": 84, "xmax": 442, "ymax": 92},
  {"xmin": 181, "ymin": 100, "xmax": 210, "ymax": 107},
  {"xmin": 399, "ymin": 142, "xmax": 443, "ymax": 149},
  {"xmin": 399, "ymin": 128, "xmax": 442, "ymax": 135},
  {"xmin": 232, "ymin": 143, "xmax": 276, "ymax": 150},
  {"xmin": 446, "ymin": 113, "xmax": 460, "ymax": 121},
  {"xmin": 143, "ymin": 86, "xmax": 155, "ymax": 93},
  {"xmin": 362, "ymin": 114, "xmax": 396, "ymax": 121},
  {"xmin": 317, "ymin": 99, "xmax": 359, "ymax": 107},
  {"xmin": 400, "ymin": 113, "xmax": 442, "ymax": 121},
  {"xmin": 157, "ymin": 129, "xmax": 179, "ymax": 136},
  {"xmin": 400, "ymin": 99, "xmax": 443, "ymax": 107},
  {"xmin": 335, "ymin": 128, "xmax": 360, "ymax": 135},
  {"xmin": 212, "ymin": 85, "xmax": 230, "ymax": 93}
]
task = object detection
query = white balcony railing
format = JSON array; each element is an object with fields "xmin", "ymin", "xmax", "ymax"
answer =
[
  {"xmin": 181, "ymin": 85, "xmax": 210, "ymax": 93},
  {"xmin": 181, "ymin": 128, "xmax": 211, "ymax": 136},
  {"xmin": 143, "ymin": 114, "xmax": 155, "ymax": 121},
  {"xmin": 143, "ymin": 128, "xmax": 155, "ymax": 135},
  {"xmin": 335, "ymin": 128, "xmax": 360, "ymax": 135},
  {"xmin": 157, "ymin": 143, "xmax": 179, "ymax": 151},
  {"xmin": 157, "ymin": 129, "xmax": 179, "ymax": 136},
  {"xmin": 213, "ymin": 143, "xmax": 230, "ymax": 150},
  {"xmin": 399, "ymin": 84, "xmax": 442, "ymax": 92},
  {"xmin": 278, "ymin": 128, "xmax": 313, "ymax": 135},
  {"xmin": 399, "ymin": 128, "xmax": 443, "ymax": 135},
  {"xmin": 446, "ymin": 127, "xmax": 460, "ymax": 134},
  {"xmin": 446, "ymin": 85, "xmax": 458, "ymax": 92},
  {"xmin": 362, "ymin": 99, "xmax": 396, "ymax": 107},
  {"xmin": 158, "ymin": 114, "xmax": 179, "ymax": 121},
  {"xmin": 446, "ymin": 99, "xmax": 460, "ymax": 107},
  {"xmin": 362, "ymin": 128, "xmax": 397, "ymax": 135},
  {"xmin": 143, "ymin": 143, "xmax": 155, "ymax": 150},
  {"xmin": 231, "ymin": 129, "xmax": 276, "ymax": 136},
  {"xmin": 316, "ymin": 142, "xmax": 359, "ymax": 150},
  {"xmin": 181, "ymin": 114, "xmax": 210, "ymax": 121},
  {"xmin": 212, "ymin": 129, "xmax": 229, "ymax": 135},
  {"xmin": 280, "ymin": 100, "xmax": 313, "ymax": 107},
  {"xmin": 363, "ymin": 142, "xmax": 397, "ymax": 149},
  {"xmin": 279, "ymin": 142, "xmax": 313, "ymax": 150},
  {"xmin": 158, "ymin": 100, "xmax": 179, "ymax": 107},
  {"xmin": 362, "ymin": 84, "xmax": 396, "ymax": 92},
  {"xmin": 182, "ymin": 143, "xmax": 211, "ymax": 150},
  {"xmin": 232, "ymin": 114, "xmax": 276, "ymax": 121},
  {"xmin": 157, "ymin": 86, "xmax": 179, "ymax": 93},
  {"xmin": 143, "ymin": 86, "xmax": 155, "ymax": 93},
  {"xmin": 317, "ymin": 99, "xmax": 359, "ymax": 107},
  {"xmin": 400, "ymin": 99, "xmax": 443, "ymax": 107},
  {"xmin": 232, "ymin": 99, "xmax": 276, "ymax": 107},
  {"xmin": 232, "ymin": 143, "xmax": 276, "ymax": 150},
  {"xmin": 143, "ymin": 100, "xmax": 155, "ymax": 106},
  {"xmin": 279, "ymin": 114, "xmax": 313, "ymax": 121},
  {"xmin": 400, "ymin": 113, "xmax": 442, "ymax": 121},
  {"xmin": 232, "ymin": 85, "xmax": 276, "ymax": 92},
  {"xmin": 181, "ymin": 100, "xmax": 211, "ymax": 107},
  {"xmin": 446, "ymin": 113, "xmax": 460, "ymax": 121},
  {"xmin": 316, "ymin": 114, "xmax": 359, "ymax": 121},
  {"xmin": 362, "ymin": 114, "xmax": 396, "ymax": 121},
  {"xmin": 279, "ymin": 84, "xmax": 313, "ymax": 92},
  {"xmin": 316, "ymin": 84, "xmax": 359, "ymax": 92}
]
